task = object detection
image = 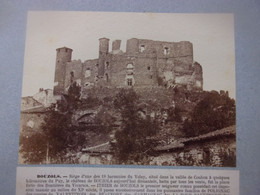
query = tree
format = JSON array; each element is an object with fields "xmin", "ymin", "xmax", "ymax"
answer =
[
  {"xmin": 166, "ymin": 106, "xmax": 182, "ymax": 123},
  {"xmin": 183, "ymin": 92, "xmax": 236, "ymax": 137},
  {"xmin": 67, "ymin": 82, "xmax": 81, "ymax": 111},
  {"xmin": 41, "ymin": 105, "xmax": 72, "ymax": 163},
  {"xmin": 19, "ymin": 132, "xmax": 47, "ymax": 164},
  {"xmin": 19, "ymin": 104, "xmax": 74, "ymax": 164},
  {"xmin": 112, "ymin": 89, "xmax": 159, "ymax": 163},
  {"xmin": 19, "ymin": 82, "xmax": 82, "ymax": 164}
]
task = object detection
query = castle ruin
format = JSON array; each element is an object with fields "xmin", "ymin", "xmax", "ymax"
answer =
[{"xmin": 53, "ymin": 38, "xmax": 203, "ymax": 95}]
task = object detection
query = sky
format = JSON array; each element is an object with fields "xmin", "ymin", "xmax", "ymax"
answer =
[{"xmin": 22, "ymin": 12, "xmax": 235, "ymax": 98}]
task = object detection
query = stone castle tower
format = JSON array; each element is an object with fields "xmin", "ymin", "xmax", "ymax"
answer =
[
  {"xmin": 53, "ymin": 47, "xmax": 73, "ymax": 95},
  {"xmin": 53, "ymin": 38, "xmax": 203, "ymax": 95},
  {"xmin": 98, "ymin": 38, "xmax": 109, "ymax": 76}
]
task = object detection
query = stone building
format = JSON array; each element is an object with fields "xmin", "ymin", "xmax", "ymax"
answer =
[
  {"xmin": 78, "ymin": 125, "xmax": 236, "ymax": 167},
  {"xmin": 151, "ymin": 125, "xmax": 236, "ymax": 167},
  {"xmin": 20, "ymin": 88, "xmax": 56, "ymax": 137},
  {"xmin": 53, "ymin": 38, "xmax": 203, "ymax": 96}
]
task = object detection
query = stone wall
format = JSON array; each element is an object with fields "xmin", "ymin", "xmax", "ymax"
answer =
[
  {"xmin": 149, "ymin": 135, "xmax": 236, "ymax": 167},
  {"xmin": 57, "ymin": 38, "xmax": 203, "ymax": 95},
  {"xmin": 65, "ymin": 60, "xmax": 83, "ymax": 91},
  {"xmin": 126, "ymin": 39, "xmax": 193, "ymax": 60},
  {"xmin": 76, "ymin": 134, "xmax": 235, "ymax": 167},
  {"xmin": 20, "ymin": 112, "xmax": 46, "ymax": 136},
  {"xmin": 79, "ymin": 153, "xmax": 114, "ymax": 165},
  {"xmin": 33, "ymin": 89, "xmax": 56, "ymax": 107},
  {"xmin": 81, "ymin": 59, "xmax": 98, "ymax": 89},
  {"xmin": 21, "ymin": 97, "xmax": 42, "ymax": 110},
  {"xmin": 54, "ymin": 47, "xmax": 73, "ymax": 95}
]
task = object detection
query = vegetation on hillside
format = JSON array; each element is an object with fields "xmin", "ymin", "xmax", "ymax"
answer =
[
  {"xmin": 112, "ymin": 89, "xmax": 159, "ymax": 163},
  {"xmin": 182, "ymin": 92, "xmax": 236, "ymax": 137},
  {"xmin": 20, "ymin": 85, "xmax": 236, "ymax": 164}
]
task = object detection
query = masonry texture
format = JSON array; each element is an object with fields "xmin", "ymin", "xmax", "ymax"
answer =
[{"xmin": 53, "ymin": 38, "xmax": 203, "ymax": 95}]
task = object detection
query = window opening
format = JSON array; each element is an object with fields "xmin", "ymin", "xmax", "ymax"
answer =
[
  {"xmin": 105, "ymin": 62, "xmax": 109, "ymax": 69},
  {"xmin": 105, "ymin": 73, "xmax": 109, "ymax": 82},
  {"xmin": 140, "ymin": 45, "xmax": 145, "ymax": 53},
  {"xmin": 70, "ymin": 71, "xmax": 74, "ymax": 83},
  {"xmin": 126, "ymin": 63, "xmax": 134, "ymax": 75},
  {"xmin": 127, "ymin": 78, "xmax": 133, "ymax": 86},
  {"xmin": 164, "ymin": 47, "xmax": 169, "ymax": 55}
]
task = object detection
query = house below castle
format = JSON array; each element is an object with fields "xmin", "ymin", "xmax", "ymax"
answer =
[{"xmin": 53, "ymin": 38, "xmax": 203, "ymax": 96}]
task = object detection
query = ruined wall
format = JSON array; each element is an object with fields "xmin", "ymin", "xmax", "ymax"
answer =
[
  {"xmin": 106, "ymin": 54, "xmax": 128, "ymax": 87},
  {"xmin": 124, "ymin": 38, "xmax": 198, "ymax": 89},
  {"xmin": 192, "ymin": 62, "xmax": 203, "ymax": 89},
  {"xmin": 102, "ymin": 52, "xmax": 157, "ymax": 87},
  {"xmin": 112, "ymin": 40, "xmax": 121, "ymax": 51},
  {"xmin": 126, "ymin": 39, "xmax": 193, "ymax": 62},
  {"xmin": 126, "ymin": 38, "xmax": 139, "ymax": 55},
  {"xmin": 133, "ymin": 57, "xmax": 157, "ymax": 86},
  {"xmin": 55, "ymin": 38, "xmax": 202, "ymax": 93},
  {"xmin": 81, "ymin": 59, "xmax": 98, "ymax": 88},
  {"xmin": 64, "ymin": 60, "xmax": 83, "ymax": 91}
]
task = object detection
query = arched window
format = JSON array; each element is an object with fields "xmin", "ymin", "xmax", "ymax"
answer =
[
  {"xmin": 126, "ymin": 63, "xmax": 134, "ymax": 75},
  {"xmin": 127, "ymin": 63, "xmax": 134, "ymax": 69}
]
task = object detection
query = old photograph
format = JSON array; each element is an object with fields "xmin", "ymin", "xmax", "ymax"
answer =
[{"xmin": 19, "ymin": 12, "xmax": 236, "ymax": 166}]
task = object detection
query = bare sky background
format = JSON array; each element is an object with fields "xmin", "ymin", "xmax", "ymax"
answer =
[{"xmin": 22, "ymin": 12, "xmax": 235, "ymax": 98}]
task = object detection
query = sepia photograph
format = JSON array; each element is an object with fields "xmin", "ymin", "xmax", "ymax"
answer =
[{"xmin": 19, "ymin": 12, "xmax": 236, "ymax": 166}]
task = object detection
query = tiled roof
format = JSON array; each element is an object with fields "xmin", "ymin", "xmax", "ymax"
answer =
[
  {"xmin": 21, "ymin": 105, "xmax": 48, "ymax": 113},
  {"xmin": 82, "ymin": 142, "xmax": 111, "ymax": 153},
  {"xmin": 181, "ymin": 125, "xmax": 236, "ymax": 143},
  {"xmin": 155, "ymin": 125, "xmax": 236, "ymax": 151},
  {"xmin": 154, "ymin": 142, "xmax": 184, "ymax": 151}
]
